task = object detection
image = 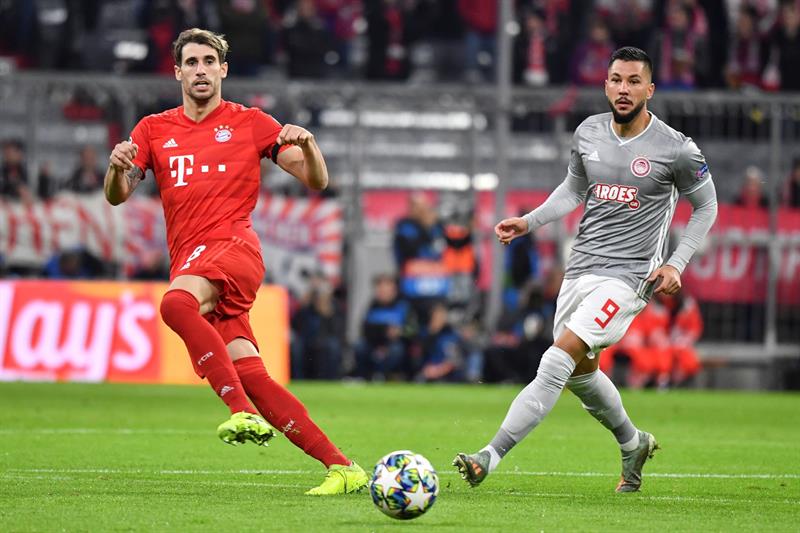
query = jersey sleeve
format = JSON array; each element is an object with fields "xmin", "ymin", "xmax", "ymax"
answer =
[
  {"xmin": 567, "ymin": 127, "xmax": 587, "ymax": 179},
  {"xmin": 129, "ymin": 117, "xmax": 152, "ymax": 174},
  {"xmin": 673, "ymin": 138, "xmax": 712, "ymax": 194},
  {"xmin": 252, "ymin": 110, "xmax": 292, "ymax": 164}
]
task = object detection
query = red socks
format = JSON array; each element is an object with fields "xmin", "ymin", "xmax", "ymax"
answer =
[
  {"xmin": 234, "ymin": 356, "xmax": 349, "ymax": 468},
  {"xmin": 160, "ymin": 290, "xmax": 346, "ymax": 467},
  {"xmin": 160, "ymin": 289, "xmax": 254, "ymax": 415}
]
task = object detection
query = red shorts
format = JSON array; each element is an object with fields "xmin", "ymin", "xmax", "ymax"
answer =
[{"xmin": 173, "ymin": 236, "xmax": 265, "ymax": 350}]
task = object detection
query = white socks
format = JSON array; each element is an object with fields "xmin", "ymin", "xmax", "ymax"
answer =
[
  {"xmin": 566, "ymin": 369, "xmax": 638, "ymax": 450},
  {"xmin": 486, "ymin": 346, "xmax": 577, "ymax": 467},
  {"xmin": 480, "ymin": 445, "xmax": 502, "ymax": 473}
]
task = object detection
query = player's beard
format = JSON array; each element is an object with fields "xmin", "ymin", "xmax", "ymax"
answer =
[
  {"xmin": 607, "ymin": 97, "xmax": 645, "ymax": 124},
  {"xmin": 186, "ymin": 80, "xmax": 217, "ymax": 104}
]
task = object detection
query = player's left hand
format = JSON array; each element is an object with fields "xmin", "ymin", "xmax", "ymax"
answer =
[
  {"xmin": 648, "ymin": 265, "xmax": 681, "ymax": 295},
  {"xmin": 277, "ymin": 124, "xmax": 314, "ymax": 147}
]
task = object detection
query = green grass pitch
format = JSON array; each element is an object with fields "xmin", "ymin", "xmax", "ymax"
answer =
[{"xmin": 0, "ymin": 381, "xmax": 797, "ymax": 532}]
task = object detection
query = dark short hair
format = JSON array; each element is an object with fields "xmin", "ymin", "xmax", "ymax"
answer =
[
  {"xmin": 608, "ymin": 47, "xmax": 653, "ymax": 78},
  {"xmin": 373, "ymin": 273, "xmax": 396, "ymax": 286},
  {"xmin": 172, "ymin": 28, "xmax": 229, "ymax": 65}
]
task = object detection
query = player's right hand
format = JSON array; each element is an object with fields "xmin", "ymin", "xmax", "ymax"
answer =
[
  {"xmin": 494, "ymin": 217, "xmax": 529, "ymax": 245},
  {"xmin": 109, "ymin": 140, "xmax": 138, "ymax": 171}
]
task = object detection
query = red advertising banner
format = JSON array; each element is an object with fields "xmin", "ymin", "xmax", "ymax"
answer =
[
  {"xmin": 0, "ymin": 280, "xmax": 289, "ymax": 384},
  {"xmin": 676, "ymin": 204, "xmax": 800, "ymax": 304}
]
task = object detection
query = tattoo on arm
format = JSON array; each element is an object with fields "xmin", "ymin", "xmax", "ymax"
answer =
[{"xmin": 125, "ymin": 166, "xmax": 143, "ymax": 192}]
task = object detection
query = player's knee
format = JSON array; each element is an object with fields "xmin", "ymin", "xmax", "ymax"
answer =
[{"xmin": 160, "ymin": 290, "xmax": 199, "ymax": 330}]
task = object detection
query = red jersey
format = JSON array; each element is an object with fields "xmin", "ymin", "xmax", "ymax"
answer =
[{"xmin": 130, "ymin": 100, "xmax": 288, "ymax": 277}]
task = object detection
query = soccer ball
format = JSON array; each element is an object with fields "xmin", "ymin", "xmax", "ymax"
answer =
[{"xmin": 369, "ymin": 450, "xmax": 439, "ymax": 520}]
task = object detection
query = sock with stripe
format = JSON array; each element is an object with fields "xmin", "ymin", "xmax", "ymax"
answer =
[
  {"xmin": 160, "ymin": 289, "xmax": 254, "ymax": 414},
  {"xmin": 234, "ymin": 356, "xmax": 350, "ymax": 468}
]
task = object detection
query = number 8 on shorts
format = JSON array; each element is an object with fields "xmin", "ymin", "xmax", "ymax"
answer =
[{"xmin": 180, "ymin": 245, "xmax": 207, "ymax": 271}]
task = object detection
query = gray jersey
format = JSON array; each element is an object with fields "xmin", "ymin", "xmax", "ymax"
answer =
[{"xmin": 565, "ymin": 112, "xmax": 712, "ymax": 297}]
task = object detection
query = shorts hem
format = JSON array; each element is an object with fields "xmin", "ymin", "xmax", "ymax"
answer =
[{"xmin": 564, "ymin": 322, "xmax": 597, "ymax": 358}]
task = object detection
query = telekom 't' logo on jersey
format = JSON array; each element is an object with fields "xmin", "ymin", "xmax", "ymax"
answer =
[
  {"xmin": 169, "ymin": 155, "xmax": 227, "ymax": 187},
  {"xmin": 593, "ymin": 183, "xmax": 641, "ymax": 210}
]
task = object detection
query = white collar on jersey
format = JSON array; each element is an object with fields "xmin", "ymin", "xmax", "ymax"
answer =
[{"xmin": 609, "ymin": 111, "xmax": 656, "ymax": 146}]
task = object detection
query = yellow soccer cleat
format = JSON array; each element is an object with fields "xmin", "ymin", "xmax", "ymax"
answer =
[
  {"xmin": 305, "ymin": 462, "xmax": 369, "ymax": 496},
  {"xmin": 217, "ymin": 411, "xmax": 276, "ymax": 447}
]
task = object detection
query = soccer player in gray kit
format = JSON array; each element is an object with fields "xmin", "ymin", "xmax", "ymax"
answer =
[{"xmin": 454, "ymin": 47, "xmax": 717, "ymax": 493}]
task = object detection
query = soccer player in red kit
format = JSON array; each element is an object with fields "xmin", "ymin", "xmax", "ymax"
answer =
[{"xmin": 103, "ymin": 28, "xmax": 368, "ymax": 495}]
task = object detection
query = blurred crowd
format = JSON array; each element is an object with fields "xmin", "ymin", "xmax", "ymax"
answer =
[
  {"xmin": 288, "ymin": 191, "xmax": 712, "ymax": 389},
  {"xmin": 2, "ymin": 136, "xmax": 800, "ymax": 384},
  {"xmin": 0, "ymin": 0, "xmax": 799, "ymax": 91}
]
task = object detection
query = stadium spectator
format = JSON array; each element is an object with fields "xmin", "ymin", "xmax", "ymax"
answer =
[
  {"xmin": 735, "ymin": 165, "xmax": 769, "ymax": 208},
  {"xmin": 484, "ymin": 282, "xmax": 552, "ymax": 383},
  {"xmin": 650, "ymin": 2, "xmax": 709, "ymax": 90},
  {"xmin": 601, "ymin": 292, "xmax": 703, "ymax": 389},
  {"xmin": 364, "ymin": 0, "xmax": 413, "ymax": 80},
  {"xmin": 393, "ymin": 192, "xmax": 448, "ymax": 322},
  {"xmin": 655, "ymin": 291, "xmax": 703, "ymax": 387},
  {"xmin": 130, "ymin": 249, "xmax": 170, "ymax": 280},
  {"xmin": 784, "ymin": 157, "xmax": 800, "ymax": 207},
  {"xmin": 769, "ymin": 0, "xmax": 800, "ymax": 91},
  {"xmin": 282, "ymin": 0, "xmax": 336, "ymax": 79},
  {"xmin": 42, "ymin": 247, "xmax": 107, "ymax": 279},
  {"xmin": 513, "ymin": 6, "xmax": 559, "ymax": 87},
  {"xmin": 595, "ymin": 0, "xmax": 655, "ymax": 50},
  {"xmin": 315, "ymin": 0, "xmax": 362, "ymax": 71},
  {"xmin": 415, "ymin": 302, "xmax": 465, "ymax": 382},
  {"xmin": 502, "ymin": 209, "xmax": 540, "ymax": 311},
  {"xmin": 353, "ymin": 274, "xmax": 412, "ymax": 381},
  {"xmin": 65, "ymin": 146, "xmax": 104, "ymax": 194},
  {"xmin": 291, "ymin": 276, "xmax": 345, "ymax": 380},
  {"xmin": 725, "ymin": 5, "xmax": 769, "ymax": 89},
  {"xmin": 457, "ymin": 316, "xmax": 484, "ymax": 383},
  {"xmin": 0, "ymin": 1, "xmax": 36, "ymax": 68},
  {"xmin": 458, "ymin": 0, "xmax": 498, "ymax": 82},
  {"xmin": 442, "ymin": 205, "xmax": 479, "ymax": 319},
  {"xmin": 216, "ymin": 0, "xmax": 270, "ymax": 76},
  {"xmin": 0, "ymin": 139, "xmax": 33, "ymax": 203},
  {"xmin": 104, "ymin": 28, "xmax": 368, "ymax": 494},
  {"xmin": 570, "ymin": 18, "xmax": 615, "ymax": 86},
  {"xmin": 141, "ymin": 0, "xmax": 221, "ymax": 75},
  {"xmin": 37, "ymin": 161, "xmax": 58, "ymax": 200}
]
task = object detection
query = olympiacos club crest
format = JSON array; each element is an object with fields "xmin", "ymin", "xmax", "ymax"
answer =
[{"xmin": 630, "ymin": 156, "xmax": 651, "ymax": 177}]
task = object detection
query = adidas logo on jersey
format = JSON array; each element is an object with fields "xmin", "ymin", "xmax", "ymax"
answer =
[
  {"xmin": 162, "ymin": 138, "xmax": 179, "ymax": 148},
  {"xmin": 588, "ymin": 151, "xmax": 600, "ymax": 162}
]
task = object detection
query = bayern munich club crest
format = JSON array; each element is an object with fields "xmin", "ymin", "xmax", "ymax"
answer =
[
  {"xmin": 214, "ymin": 125, "xmax": 233, "ymax": 143},
  {"xmin": 630, "ymin": 156, "xmax": 651, "ymax": 177}
]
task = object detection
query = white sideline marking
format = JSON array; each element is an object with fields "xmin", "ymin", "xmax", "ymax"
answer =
[
  {"xmin": 1, "ymin": 474, "xmax": 306, "ymax": 490},
  {"xmin": 480, "ymin": 490, "xmax": 800, "ymax": 506},
  {"xmin": 6, "ymin": 468, "xmax": 799, "ymax": 480},
  {"xmin": 2, "ymin": 471, "xmax": 796, "ymax": 506},
  {"xmin": 0, "ymin": 428, "xmax": 207, "ymax": 435},
  {"xmin": 501, "ymin": 471, "xmax": 800, "ymax": 480}
]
